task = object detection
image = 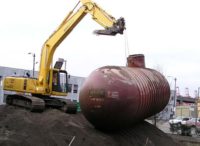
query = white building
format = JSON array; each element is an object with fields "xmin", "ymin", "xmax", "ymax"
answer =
[{"xmin": 66, "ymin": 75, "xmax": 85, "ymax": 102}]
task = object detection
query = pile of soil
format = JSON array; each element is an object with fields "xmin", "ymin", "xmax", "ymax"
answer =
[{"xmin": 0, "ymin": 105, "xmax": 180, "ymax": 146}]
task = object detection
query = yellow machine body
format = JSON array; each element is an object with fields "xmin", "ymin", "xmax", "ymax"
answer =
[
  {"xmin": 3, "ymin": 69, "xmax": 68, "ymax": 96},
  {"xmin": 4, "ymin": 77, "xmax": 37, "ymax": 94}
]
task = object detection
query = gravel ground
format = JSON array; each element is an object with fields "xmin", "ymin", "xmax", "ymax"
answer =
[
  {"xmin": 146, "ymin": 119, "xmax": 171, "ymax": 134},
  {"xmin": 0, "ymin": 105, "xmax": 180, "ymax": 146}
]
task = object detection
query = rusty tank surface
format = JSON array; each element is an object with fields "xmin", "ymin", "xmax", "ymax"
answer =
[{"xmin": 79, "ymin": 54, "xmax": 170, "ymax": 130}]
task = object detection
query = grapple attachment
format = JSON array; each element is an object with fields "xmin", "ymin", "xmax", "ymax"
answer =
[{"xmin": 94, "ymin": 17, "xmax": 125, "ymax": 36}]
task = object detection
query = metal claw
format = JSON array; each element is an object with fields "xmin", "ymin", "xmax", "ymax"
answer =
[{"xmin": 94, "ymin": 17, "xmax": 126, "ymax": 36}]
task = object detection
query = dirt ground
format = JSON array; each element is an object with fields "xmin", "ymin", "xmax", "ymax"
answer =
[{"xmin": 0, "ymin": 105, "xmax": 181, "ymax": 146}]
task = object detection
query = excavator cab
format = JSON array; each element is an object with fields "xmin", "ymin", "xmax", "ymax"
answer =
[
  {"xmin": 49, "ymin": 59, "xmax": 69, "ymax": 96},
  {"xmin": 50, "ymin": 69, "xmax": 68, "ymax": 96}
]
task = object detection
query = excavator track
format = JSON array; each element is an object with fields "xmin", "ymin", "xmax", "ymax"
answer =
[
  {"xmin": 5, "ymin": 94, "xmax": 77, "ymax": 114},
  {"xmin": 41, "ymin": 97, "xmax": 77, "ymax": 114},
  {"xmin": 59, "ymin": 99, "xmax": 77, "ymax": 114},
  {"xmin": 6, "ymin": 94, "xmax": 45, "ymax": 112}
]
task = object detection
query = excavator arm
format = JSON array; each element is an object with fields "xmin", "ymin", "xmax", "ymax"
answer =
[
  {"xmin": 80, "ymin": 0, "xmax": 125, "ymax": 35},
  {"xmin": 37, "ymin": 0, "xmax": 125, "ymax": 93}
]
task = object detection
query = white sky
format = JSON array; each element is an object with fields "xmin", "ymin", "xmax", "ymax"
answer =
[{"xmin": 0, "ymin": 0, "xmax": 200, "ymax": 97}]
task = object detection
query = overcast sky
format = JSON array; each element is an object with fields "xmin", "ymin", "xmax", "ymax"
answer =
[{"xmin": 0, "ymin": 0, "xmax": 200, "ymax": 97}]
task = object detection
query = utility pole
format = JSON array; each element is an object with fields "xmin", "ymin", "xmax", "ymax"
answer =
[
  {"xmin": 195, "ymin": 87, "xmax": 200, "ymax": 127},
  {"xmin": 64, "ymin": 60, "xmax": 67, "ymax": 70},
  {"xmin": 173, "ymin": 78, "xmax": 177, "ymax": 117},
  {"xmin": 28, "ymin": 52, "xmax": 36, "ymax": 78},
  {"xmin": 197, "ymin": 87, "xmax": 200, "ymax": 117},
  {"xmin": 167, "ymin": 76, "xmax": 177, "ymax": 118}
]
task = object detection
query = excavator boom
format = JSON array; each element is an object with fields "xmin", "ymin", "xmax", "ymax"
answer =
[{"xmin": 38, "ymin": 0, "xmax": 125, "ymax": 93}]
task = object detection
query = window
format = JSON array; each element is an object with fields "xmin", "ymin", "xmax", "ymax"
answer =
[
  {"xmin": 73, "ymin": 84, "xmax": 78, "ymax": 93},
  {"xmin": 0, "ymin": 76, "xmax": 2, "ymax": 86},
  {"xmin": 52, "ymin": 71, "xmax": 68, "ymax": 93},
  {"xmin": 59, "ymin": 72, "xmax": 67, "ymax": 93},
  {"xmin": 68, "ymin": 84, "xmax": 72, "ymax": 93}
]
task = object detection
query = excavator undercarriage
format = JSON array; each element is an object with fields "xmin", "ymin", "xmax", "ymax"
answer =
[{"xmin": 6, "ymin": 94, "xmax": 77, "ymax": 114}]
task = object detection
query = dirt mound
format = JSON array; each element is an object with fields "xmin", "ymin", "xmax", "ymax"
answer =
[{"xmin": 0, "ymin": 105, "xmax": 180, "ymax": 146}]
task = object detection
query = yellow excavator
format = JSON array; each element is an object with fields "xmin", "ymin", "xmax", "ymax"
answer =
[{"xmin": 3, "ymin": 0, "xmax": 125, "ymax": 113}]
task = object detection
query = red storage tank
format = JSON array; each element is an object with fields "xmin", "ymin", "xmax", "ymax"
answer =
[{"xmin": 79, "ymin": 55, "xmax": 170, "ymax": 130}]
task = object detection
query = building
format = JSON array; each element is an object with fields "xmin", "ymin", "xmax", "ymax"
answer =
[
  {"xmin": 176, "ymin": 95, "xmax": 196, "ymax": 106},
  {"xmin": 66, "ymin": 75, "xmax": 85, "ymax": 102},
  {"xmin": 0, "ymin": 66, "xmax": 85, "ymax": 105},
  {"xmin": 157, "ymin": 90, "xmax": 175, "ymax": 120},
  {"xmin": 157, "ymin": 89, "xmax": 199, "ymax": 120},
  {"xmin": 175, "ymin": 95, "xmax": 197, "ymax": 118}
]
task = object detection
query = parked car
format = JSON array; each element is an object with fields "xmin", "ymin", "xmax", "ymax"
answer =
[
  {"xmin": 181, "ymin": 118, "xmax": 200, "ymax": 136},
  {"xmin": 169, "ymin": 116, "xmax": 191, "ymax": 133}
]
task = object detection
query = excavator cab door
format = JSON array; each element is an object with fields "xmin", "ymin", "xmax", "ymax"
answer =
[{"xmin": 51, "ymin": 69, "xmax": 68, "ymax": 96}]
